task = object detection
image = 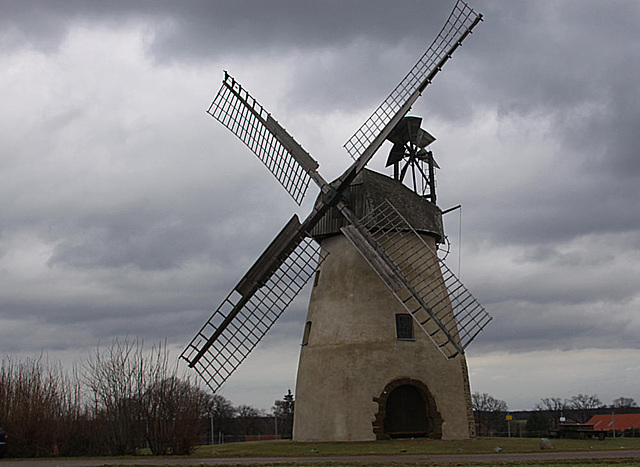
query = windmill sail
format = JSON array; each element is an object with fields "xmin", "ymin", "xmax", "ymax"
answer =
[
  {"xmin": 208, "ymin": 72, "xmax": 323, "ymax": 205},
  {"xmin": 181, "ymin": 216, "xmax": 327, "ymax": 392},
  {"xmin": 342, "ymin": 200, "xmax": 491, "ymax": 358},
  {"xmin": 344, "ymin": 0, "xmax": 482, "ymax": 169}
]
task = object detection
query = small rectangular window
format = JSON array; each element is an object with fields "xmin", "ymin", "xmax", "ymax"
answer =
[
  {"xmin": 396, "ymin": 314, "xmax": 414, "ymax": 340},
  {"xmin": 313, "ymin": 270, "xmax": 321, "ymax": 287},
  {"xmin": 301, "ymin": 321, "xmax": 312, "ymax": 346}
]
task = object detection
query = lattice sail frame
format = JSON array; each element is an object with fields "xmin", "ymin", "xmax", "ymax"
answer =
[
  {"xmin": 344, "ymin": 0, "xmax": 481, "ymax": 160},
  {"xmin": 181, "ymin": 238, "xmax": 327, "ymax": 392},
  {"xmin": 208, "ymin": 73, "xmax": 318, "ymax": 205},
  {"xmin": 349, "ymin": 200, "xmax": 491, "ymax": 358}
]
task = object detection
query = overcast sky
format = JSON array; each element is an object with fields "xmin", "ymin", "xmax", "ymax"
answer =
[{"xmin": 1, "ymin": 0, "xmax": 639, "ymax": 412}]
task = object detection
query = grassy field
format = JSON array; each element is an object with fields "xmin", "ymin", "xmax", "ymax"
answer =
[
  {"xmin": 185, "ymin": 463, "xmax": 640, "ymax": 467},
  {"xmin": 5, "ymin": 438, "xmax": 640, "ymax": 466},
  {"xmin": 183, "ymin": 463, "xmax": 640, "ymax": 466},
  {"xmin": 193, "ymin": 436, "xmax": 640, "ymax": 458},
  {"xmin": 187, "ymin": 439, "xmax": 640, "ymax": 466}
]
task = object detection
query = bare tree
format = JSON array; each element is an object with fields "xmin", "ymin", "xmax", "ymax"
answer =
[
  {"xmin": 83, "ymin": 338, "xmax": 147, "ymax": 455},
  {"xmin": 144, "ymin": 376, "xmax": 208, "ymax": 455},
  {"xmin": 167, "ymin": 379, "xmax": 209, "ymax": 455},
  {"xmin": 235, "ymin": 404, "xmax": 265, "ymax": 435},
  {"xmin": 209, "ymin": 394, "xmax": 235, "ymax": 419},
  {"xmin": 206, "ymin": 394, "xmax": 235, "ymax": 441},
  {"xmin": 536, "ymin": 397, "xmax": 567, "ymax": 412},
  {"xmin": 472, "ymin": 392, "xmax": 508, "ymax": 436},
  {"xmin": 0, "ymin": 354, "xmax": 72, "ymax": 457},
  {"xmin": 534, "ymin": 397, "xmax": 567, "ymax": 429},
  {"xmin": 612, "ymin": 396, "xmax": 638, "ymax": 409},
  {"xmin": 51, "ymin": 364, "xmax": 93, "ymax": 456},
  {"xmin": 525, "ymin": 411, "xmax": 551, "ymax": 437},
  {"xmin": 567, "ymin": 393, "xmax": 603, "ymax": 423},
  {"xmin": 141, "ymin": 340, "xmax": 209, "ymax": 454},
  {"xmin": 473, "ymin": 392, "xmax": 508, "ymax": 412},
  {"xmin": 83, "ymin": 338, "xmax": 207, "ymax": 455},
  {"xmin": 2, "ymin": 339, "xmax": 209, "ymax": 458}
]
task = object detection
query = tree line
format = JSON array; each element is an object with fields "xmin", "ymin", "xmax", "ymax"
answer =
[
  {"xmin": 0, "ymin": 338, "xmax": 293, "ymax": 458},
  {"xmin": 472, "ymin": 391, "xmax": 639, "ymax": 437},
  {"xmin": 4, "ymin": 339, "xmax": 636, "ymax": 457},
  {"xmin": 208, "ymin": 389, "xmax": 294, "ymax": 443}
]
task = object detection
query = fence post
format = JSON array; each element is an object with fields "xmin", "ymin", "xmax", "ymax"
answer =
[{"xmin": 210, "ymin": 414, "xmax": 214, "ymax": 445}]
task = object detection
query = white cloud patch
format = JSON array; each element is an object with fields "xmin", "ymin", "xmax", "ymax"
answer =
[{"xmin": 468, "ymin": 348, "xmax": 640, "ymax": 410}]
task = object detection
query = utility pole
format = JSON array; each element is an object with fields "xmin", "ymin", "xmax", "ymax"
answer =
[
  {"xmin": 612, "ymin": 411, "xmax": 616, "ymax": 438},
  {"xmin": 274, "ymin": 414, "xmax": 278, "ymax": 439},
  {"xmin": 210, "ymin": 413, "xmax": 214, "ymax": 445}
]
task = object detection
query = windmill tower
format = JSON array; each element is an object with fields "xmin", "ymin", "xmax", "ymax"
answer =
[{"xmin": 181, "ymin": 0, "xmax": 491, "ymax": 442}]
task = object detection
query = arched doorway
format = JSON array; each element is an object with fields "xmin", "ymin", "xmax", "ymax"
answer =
[
  {"xmin": 373, "ymin": 378, "xmax": 442, "ymax": 440},
  {"xmin": 384, "ymin": 384, "xmax": 429, "ymax": 438}
]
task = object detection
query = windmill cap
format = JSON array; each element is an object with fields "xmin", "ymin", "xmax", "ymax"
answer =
[{"xmin": 310, "ymin": 169, "xmax": 444, "ymax": 242}]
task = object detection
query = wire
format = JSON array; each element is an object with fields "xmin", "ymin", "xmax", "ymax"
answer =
[{"xmin": 458, "ymin": 205, "xmax": 463, "ymax": 279}]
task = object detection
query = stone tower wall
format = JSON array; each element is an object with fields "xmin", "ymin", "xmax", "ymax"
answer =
[{"xmin": 293, "ymin": 234, "xmax": 474, "ymax": 441}]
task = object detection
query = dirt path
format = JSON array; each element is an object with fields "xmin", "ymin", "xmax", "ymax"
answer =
[{"xmin": 2, "ymin": 449, "xmax": 640, "ymax": 466}]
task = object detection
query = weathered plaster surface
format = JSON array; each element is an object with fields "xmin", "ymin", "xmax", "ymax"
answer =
[{"xmin": 293, "ymin": 234, "xmax": 473, "ymax": 441}]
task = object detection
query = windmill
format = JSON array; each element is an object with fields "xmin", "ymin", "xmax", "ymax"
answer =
[{"xmin": 181, "ymin": 0, "xmax": 491, "ymax": 441}]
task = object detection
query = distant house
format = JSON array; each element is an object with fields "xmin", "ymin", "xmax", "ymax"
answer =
[{"xmin": 587, "ymin": 414, "xmax": 640, "ymax": 434}]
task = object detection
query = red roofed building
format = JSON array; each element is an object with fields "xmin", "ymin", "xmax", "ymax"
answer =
[{"xmin": 587, "ymin": 414, "xmax": 640, "ymax": 435}]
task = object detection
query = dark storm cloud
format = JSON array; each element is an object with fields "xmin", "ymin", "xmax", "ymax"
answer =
[
  {"xmin": 465, "ymin": 175, "xmax": 640, "ymax": 246},
  {"xmin": 46, "ymin": 208, "xmax": 206, "ymax": 270},
  {"xmin": 1, "ymin": 0, "xmax": 457, "ymax": 114},
  {"xmin": 2, "ymin": 0, "xmax": 452, "ymax": 56},
  {"xmin": 459, "ymin": 1, "xmax": 640, "ymax": 177},
  {"xmin": 147, "ymin": 0, "xmax": 454, "ymax": 61},
  {"xmin": 0, "ymin": 0, "xmax": 143, "ymax": 53},
  {"xmin": 414, "ymin": 1, "xmax": 640, "ymax": 272},
  {"xmin": 410, "ymin": 0, "xmax": 640, "ymax": 192},
  {"xmin": 474, "ymin": 298, "xmax": 640, "ymax": 355}
]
